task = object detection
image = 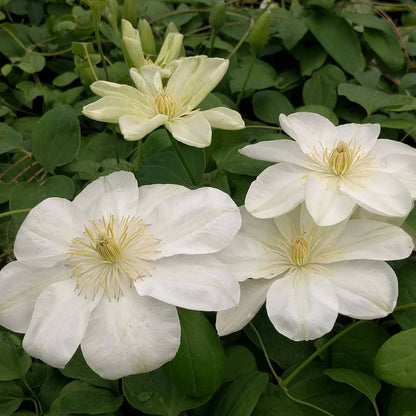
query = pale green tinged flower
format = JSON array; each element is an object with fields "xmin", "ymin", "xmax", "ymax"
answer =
[
  {"xmin": 216, "ymin": 204, "xmax": 413, "ymax": 341},
  {"xmin": 82, "ymin": 56, "xmax": 245, "ymax": 147},
  {"xmin": 241, "ymin": 112, "xmax": 416, "ymax": 225},
  {"xmin": 121, "ymin": 19, "xmax": 183, "ymax": 76},
  {"xmin": 0, "ymin": 172, "xmax": 241, "ymax": 379}
]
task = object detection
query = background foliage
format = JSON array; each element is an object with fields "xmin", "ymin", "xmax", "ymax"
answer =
[{"xmin": 0, "ymin": 0, "xmax": 416, "ymax": 415}]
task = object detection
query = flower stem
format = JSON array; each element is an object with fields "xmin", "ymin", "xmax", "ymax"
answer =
[
  {"xmin": 22, "ymin": 378, "xmax": 43, "ymax": 415},
  {"xmin": 236, "ymin": 53, "xmax": 256, "ymax": 105},
  {"xmin": 208, "ymin": 30, "xmax": 217, "ymax": 56},
  {"xmin": 394, "ymin": 302, "xmax": 416, "ymax": 311},
  {"xmin": 249, "ymin": 322, "xmax": 336, "ymax": 416},
  {"xmin": 227, "ymin": 20, "xmax": 252, "ymax": 59},
  {"xmin": 281, "ymin": 320, "xmax": 365, "ymax": 388},
  {"xmin": 168, "ymin": 134, "xmax": 198, "ymax": 185},
  {"xmin": 132, "ymin": 140, "xmax": 144, "ymax": 172},
  {"xmin": 93, "ymin": 17, "xmax": 109, "ymax": 81},
  {"xmin": 0, "ymin": 208, "xmax": 31, "ymax": 219}
]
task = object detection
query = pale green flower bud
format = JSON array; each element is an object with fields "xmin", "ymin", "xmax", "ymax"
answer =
[
  {"xmin": 155, "ymin": 32, "xmax": 184, "ymax": 67},
  {"xmin": 250, "ymin": 9, "xmax": 270, "ymax": 54},
  {"xmin": 105, "ymin": 0, "xmax": 120, "ymax": 31},
  {"xmin": 209, "ymin": 2, "xmax": 226, "ymax": 32},
  {"xmin": 121, "ymin": 0, "xmax": 137, "ymax": 26},
  {"xmin": 138, "ymin": 19, "xmax": 156, "ymax": 56},
  {"xmin": 121, "ymin": 19, "xmax": 145, "ymax": 69},
  {"xmin": 165, "ymin": 21, "xmax": 180, "ymax": 36}
]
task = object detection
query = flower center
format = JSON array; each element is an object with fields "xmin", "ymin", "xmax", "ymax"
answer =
[
  {"xmin": 329, "ymin": 142, "xmax": 352, "ymax": 176},
  {"xmin": 154, "ymin": 92, "xmax": 175, "ymax": 118},
  {"xmin": 68, "ymin": 214, "xmax": 159, "ymax": 300},
  {"xmin": 290, "ymin": 236, "xmax": 310, "ymax": 267}
]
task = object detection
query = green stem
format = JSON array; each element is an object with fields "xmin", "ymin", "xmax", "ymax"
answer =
[
  {"xmin": 22, "ymin": 378, "xmax": 42, "ymax": 415},
  {"xmin": 168, "ymin": 134, "xmax": 197, "ymax": 185},
  {"xmin": 227, "ymin": 21, "xmax": 252, "ymax": 59},
  {"xmin": 208, "ymin": 30, "xmax": 217, "ymax": 56},
  {"xmin": 0, "ymin": 208, "xmax": 31, "ymax": 219},
  {"xmin": 281, "ymin": 320, "xmax": 365, "ymax": 388},
  {"xmin": 132, "ymin": 140, "xmax": 143, "ymax": 171},
  {"xmin": 236, "ymin": 53, "xmax": 256, "ymax": 105},
  {"xmin": 249, "ymin": 323, "xmax": 280, "ymax": 383},
  {"xmin": 249, "ymin": 323, "xmax": 336, "ymax": 416},
  {"xmin": 394, "ymin": 302, "xmax": 416, "ymax": 311},
  {"xmin": 93, "ymin": 18, "xmax": 109, "ymax": 81}
]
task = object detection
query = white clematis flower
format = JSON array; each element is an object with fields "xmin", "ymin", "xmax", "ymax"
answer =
[
  {"xmin": 216, "ymin": 204, "xmax": 413, "ymax": 341},
  {"xmin": 82, "ymin": 56, "xmax": 245, "ymax": 148},
  {"xmin": 241, "ymin": 112, "xmax": 416, "ymax": 225},
  {"xmin": 0, "ymin": 172, "xmax": 241, "ymax": 379}
]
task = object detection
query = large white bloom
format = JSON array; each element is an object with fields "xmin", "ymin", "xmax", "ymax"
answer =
[
  {"xmin": 82, "ymin": 56, "xmax": 245, "ymax": 148},
  {"xmin": 241, "ymin": 112, "xmax": 416, "ymax": 225},
  {"xmin": 0, "ymin": 172, "xmax": 241, "ymax": 379},
  {"xmin": 216, "ymin": 204, "xmax": 413, "ymax": 341}
]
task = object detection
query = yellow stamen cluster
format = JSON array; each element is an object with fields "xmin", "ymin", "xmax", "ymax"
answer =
[
  {"xmin": 68, "ymin": 214, "xmax": 159, "ymax": 301},
  {"xmin": 290, "ymin": 236, "xmax": 310, "ymax": 267},
  {"xmin": 154, "ymin": 92, "xmax": 175, "ymax": 118},
  {"xmin": 328, "ymin": 142, "xmax": 353, "ymax": 176}
]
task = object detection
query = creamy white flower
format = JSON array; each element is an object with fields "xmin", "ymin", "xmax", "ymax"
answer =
[
  {"xmin": 82, "ymin": 56, "xmax": 245, "ymax": 148},
  {"xmin": 216, "ymin": 204, "xmax": 413, "ymax": 341},
  {"xmin": 0, "ymin": 172, "xmax": 241, "ymax": 379},
  {"xmin": 241, "ymin": 112, "xmax": 416, "ymax": 225},
  {"xmin": 121, "ymin": 19, "xmax": 183, "ymax": 76}
]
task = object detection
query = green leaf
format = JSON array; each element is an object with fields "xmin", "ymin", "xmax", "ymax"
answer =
[
  {"xmin": 16, "ymin": 54, "xmax": 45, "ymax": 74},
  {"xmin": 245, "ymin": 308, "xmax": 314, "ymax": 370},
  {"xmin": 230, "ymin": 60, "xmax": 277, "ymax": 93},
  {"xmin": 294, "ymin": 44, "xmax": 327, "ymax": 76},
  {"xmin": 32, "ymin": 105, "xmax": 81, "ymax": 172},
  {"xmin": 330, "ymin": 322, "xmax": 389, "ymax": 374},
  {"xmin": 61, "ymin": 349, "xmax": 117, "ymax": 391},
  {"xmin": 0, "ymin": 381, "xmax": 25, "ymax": 416},
  {"xmin": 48, "ymin": 381, "xmax": 123, "ymax": 415},
  {"xmin": 364, "ymin": 28, "xmax": 405, "ymax": 72},
  {"xmin": 324, "ymin": 368, "xmax": 381, "ymax": 408},
  {"xmin": 279, "ymin": 18, "xmax": 308, "ymax": 50},
  {"xmin": 123, "ymin": 368, "xmax": 207, "ymax": 416},
  {"xmin": 252, "ymin": 90, "xmax": 294, "ymax": 123},
  {"xmin": 306, "ymin": 14, "xmax": 365, "ymax": 74},
  {"xmin": 53, "ymin": 72, "xmax": 79, "ymax": 87},
  {"xmin": 164, "ymin": 309, "xmax": 225, "ymax": 398},
  {"xmin": 213, "ymin": 143, "xmax": 272, "ymax": 177},
  {"xmin": 338, "ymin": 83, "xmax": 415, "ymax": 116},
  {"xmin": 375, "ymin": 328, "xmax": 416, "ymax": 388},
  {"xmin": 295, "ymin": 105, "xmax": 338, "ymax": 125},
  {"xmin": 0, "ymin": 332, "xmax": 31, "ymax": 381},
  {"xmin": 224, "ymin": 346, "xmax": 257, "ymax": 382},
  {"xmin": 0, "ymin": 123, "xmax": 24, "ymax": 154},
  {"xmin": 303, "ymin": 65, "xmax": 346, "ymax": 109},
  {"xmin": 206, "ymin": 372, "xmax": 268, "ymax": 416},
  {"xmin": 393, "ymin": 257, "xmax": 416, "ymax": 330},
  {"xmin": 388, "ymin": 389, "xmax": 416, "ymax": 416}
]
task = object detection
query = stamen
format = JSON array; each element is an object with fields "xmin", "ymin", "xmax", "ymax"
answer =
[
  {"xmin": 328, "ymin": 142, "xmax": 352, "ymax": 176},
  {"xmin": 154, "ymin": 92, "xmax": 175, "ymax": 118},
  {"xmin": 290, "ymin": 236, "xmax": 310, "ymax": 267}
]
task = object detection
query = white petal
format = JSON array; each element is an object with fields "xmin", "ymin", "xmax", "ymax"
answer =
[
  {"xmin": 23, "ymin": 279, "xmax": 97, "ymax": 368},
  {"xmin": 335, "ymin": 123, "xmax": 380, "ymax": 154},
  {"xmin": 14, "ymin": 198, "xmax": 82, "ymax": 260},
  {"xmin": 135, "ymin": 255, "xmax": 240, "ymax": 311},
  {"xmin": 305, "ymin": 174, "xmax": 356, "ymax": 226},
  {"xmin": 90, "ymin": 81, "xmax": 149, "ymax": 103},
  {"xmin": 73, "ymin": 171, "xmax": 139, "ymax": 218},
  {"xmin": 82, "ymin": 96, "xmax": 139, "ymax": 123},
  {"xmin": 279, "ymin": 112, "xmax": 337, "ymax": 154},
  {"xmin": 326, "ymin": 260, "xmax": 397, "ymax": 319},
  {"xmin": 216, "ymin": 278, "xmax": 274, "ymax": 336},
  {"xmin": 379, "ymin": 154, "xmax": 416, "ymax": 198},
  {"xmin": 167, "ymin": 112, "xmax": 212, "ymax": 148},
  {"xmin": 167, "ymin": 57, "xmax": 228, "ymax": 109},
  {"xmin": 239, "ymin": 206, "xmax": 280, "ymax": 244},
  {"xmin": 0, "ymin": 257, "xmax": 68, "ymax": 333},
  {"xmin": 216, "ymin": 234, "xmax": 289, "ymax": 281},
  {"xmin": 266, "ymin": 270, "xmax": 338, "ymax": 341},
  {"xmin": 119, "ymin": 114, "xmax": 167, "ymax": 141},
  {"xmin": 340, "ymin": 171, "xmax": 412, "ymax": 218},
  {"xmin": 370, "ymin": 138, "xmax": 416, "ymax": 159},
  {"xmin": 137, "ymin": 183, "xmax": 189, "ymax": 220},
  {"xmin": 81, "ymin": 286, "xmax": 180, "ymax": 379},
  {"xmin": 155, "ymin": 33, "xmax": 183, "ymax": 67},
  {"xmin": 146, "ymin": 187, "xmax": 241, "ymax": 256},
  {"xmin": 245, "ymin": 163, "xmax": 307, "ymax": 219},
  {"xmin": 325, "ymin": 219, "xmax": 413, "ymax": 262},
  {"xmin": 201, "ymin": 107, "xmax": 245, "ymax": 130},
  {"xmin": 130, "ymin": 66, "xmax": 163, "ymax": 96},
  {"xmin": 240, "ymin": 139, "xmax": 309, "ymax": 166}
]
